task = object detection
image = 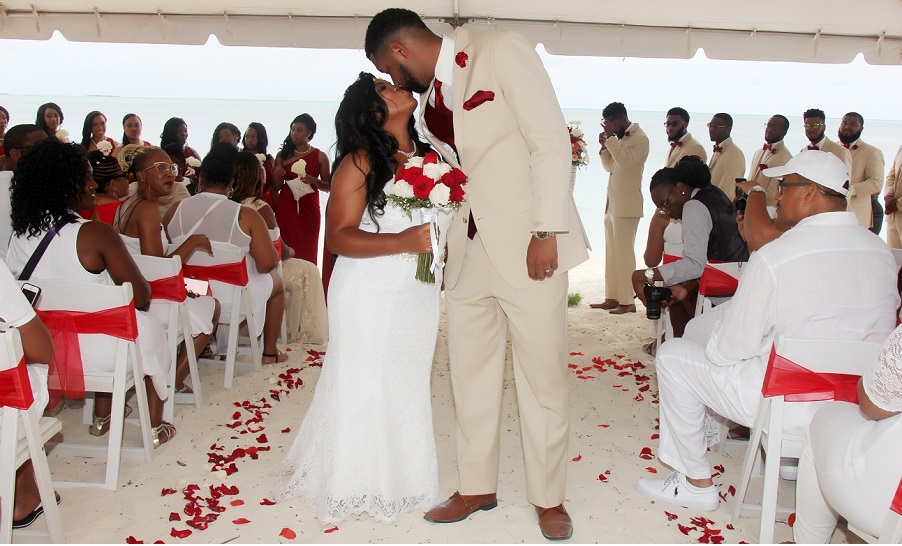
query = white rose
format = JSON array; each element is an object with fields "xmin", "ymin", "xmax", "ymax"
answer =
[
  {"xmin": 404, "ymin": 156, "xmax": 424, "ymax": 169},
  {"xmin": 428, "ymin": 183, "xmax": 451, "ymax": 206},
  {"xmin": 290, "ymin": 159, "xmax": 307, "ymax": 176},
  {"xmin": 186, "ymin": 157, "xmax": 202, "ymax": 168},
  {"xmin": 422, "ymin": 162, "xmax": 444, "ymax": 181},
  {"xmin": 55, "ymin": 129, "xmax": 69, "ymax": 142},
  {"xmin": 255, "ymin": 153, "xmax": 266, "ymax": 165},
  {"xmin": 391, "ymin": 179, "xmax": 416, "ymax": 199},
  {"xmin": 571, "ymin": 128, "xmax": 584, "ymax": 139},
  {"xmin": 437, "ymin": 162, "xmax": 452, "ymax": 177},
  {"xmin": 95, "ymin": 140, "xmax": 113, "ymax": 156}
]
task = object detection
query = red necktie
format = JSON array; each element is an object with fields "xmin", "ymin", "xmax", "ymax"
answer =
[
  {"xmin": 762, "ymin": 143, "xmax": 773, "ymax": 152},
  {"xmin": 713, "ymin": 145, "xmax": 724, "ymax": 154},
  {"xmin": 424, "ymin": 80, "xmax": 456, "ymax": 154},
  {"xmin": 808, "ymin": 145, "xmax": 820, "ymax": 150}
]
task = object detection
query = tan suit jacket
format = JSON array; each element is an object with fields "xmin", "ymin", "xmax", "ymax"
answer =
[
  {"xmin": 665, "ymin": 132, "xmax": 706, "ymax": 167},
  {"xmin": 419, "ymin": 29, "xmax": 590, "ymax": 290},
  {"xmin": 748, "ymin": 140, "xmax": 793, "ymax": 206},
  {"xmin": 600, "ymin": 122, "xmax": 649, "ymax": 218},
  {"xmin": 708, "ymin": 137, "xmax": 746, "ymax": 198},
  {"xmin": 846, "ymin": 139, "xmax": 885, "ymax": 228},
  {"xmin": 801, "ymin": 136, "xmax": 852, "ymax": 173},
  {"xmin": 883, "ymin": 145, "xmax": 902, "ymax": 248}
]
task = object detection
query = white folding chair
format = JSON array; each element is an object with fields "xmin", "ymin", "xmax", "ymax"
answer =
[
  {"xmin": 270, "ymin": 227, "xmax": 289, "ymax": 345},
  {"xmin": 131, "ymin": 255, "xmax": 202, "ymax": 422},
  {"xmin": 0, "ymin": 328, "xmax": 64, "ymax": 543},
  {"xmin": 652, "ymin": 253, "xmax": 680, "ymax": 364},
  {"xmin": 27, "ymin": 280, "xmax": 154, "ymax": 491},
  {"xmin": 848, "ymin": 477, "xmax": 902, "ymax": 543},
  {"xmin": 694, "ymin": 261, "xmax": 743, "ymax": 317},
  {"xmin": 183, "ymin": 243, "xmax": 262, "ymax": 389},
  {"xmin": 732, "ymin": 334, "xmax": 883, "ymax": 543}
]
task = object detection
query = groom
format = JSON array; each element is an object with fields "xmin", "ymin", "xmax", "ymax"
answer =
[{"xmin": 366, "ymin": 9, "xmax": 589, "ymax": 541}]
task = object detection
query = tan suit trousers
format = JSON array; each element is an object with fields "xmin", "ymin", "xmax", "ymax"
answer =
[
  {"xmin": 604, "ymin": 214, "xmax": 640, "ymax": 304},
  {"xmin": 886, "ymin": 213, "xmax": 902, "ymax": 249},
  {"xmin": 445, "ymin": 233, "xmax": 570, "ymax": 508}
]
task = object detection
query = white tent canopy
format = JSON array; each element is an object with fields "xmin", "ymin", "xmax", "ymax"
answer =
[{"xmin": 1, "ymin": 1, "xmax": 900, "ymax": 65}]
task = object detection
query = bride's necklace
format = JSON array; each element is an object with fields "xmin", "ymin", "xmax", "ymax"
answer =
[{"xmin": 397, "ymin": 141, "xmax": 417, "ymax": 159}]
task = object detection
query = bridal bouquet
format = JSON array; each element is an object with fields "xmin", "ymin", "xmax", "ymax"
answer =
[
  {"xmin": 387, "ymin": 152, "xmax": 467, "ymax": 283},
  {"xmin": 568, "ymin": 121, "xmax": 589, "ymax": 168}
]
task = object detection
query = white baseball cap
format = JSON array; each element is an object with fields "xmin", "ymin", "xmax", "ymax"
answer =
[{"xmin": 762, "ymin": 150, "xmax": 850, "ymax": 196}]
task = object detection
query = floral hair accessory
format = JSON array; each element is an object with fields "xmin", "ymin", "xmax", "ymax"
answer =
[
  {"xmin": 254, "ymin": 153, "xmax": 266, "ymax": 165},
  {"xmin": 186, "ymin": 156, "xmax": 202, "ymax": 168},
  {"xmin": 455, "ymin": 51, "xmax": 469, "ymax": 68},
  {"xmin": 95, "ymin": 140, "xmax": 113, "ymax": 156},
  {"xmin": 117, "ymin": 143, "xmax": 161, "ymax": 173}
]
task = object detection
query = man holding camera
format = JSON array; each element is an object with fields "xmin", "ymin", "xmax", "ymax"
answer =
[
  {"xmin": 635, "ymin": 150, "xmax": 899, "ymax": 511},
  {"xmin": 706, "ymin": 113, "xmax": 745, "ymax": 197}
]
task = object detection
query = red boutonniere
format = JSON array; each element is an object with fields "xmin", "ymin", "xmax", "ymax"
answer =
[
  {"xmin": 455, "ymin": 51, "xmax": 469, "ymax": 68},
  {"xmin": 758, "ymin": 163, "xmax": 768, "ymax": 171}
]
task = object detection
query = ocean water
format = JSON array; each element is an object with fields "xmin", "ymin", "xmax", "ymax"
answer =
[{"xmin": 3, "ymin": 94, "xmax": 901, "ymax": 259}]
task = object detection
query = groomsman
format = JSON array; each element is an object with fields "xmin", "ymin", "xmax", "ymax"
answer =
[
  {"xmin": 591, "ymin": 102, "xmax": 649, "ymax": 314},
  {"xmin": 800, "ymin": 108, "xmax": 851, "ymax": 171},
  {"xmin": 884, "ymin": 144, "xmax": 902, "ymax": 248},
  {"xmin": 746, "ymin": 115, "xmax": 793, "ymax": 206},
  {"xmin": 664, "ymin": 107, "xmax": 706, "ymax": 167},
  {"xmin": 838, "ymin": 112, "xmax": 885, "ymax": 230},
  {"xmin": 706, "ymin": 113, "xmax": 745, "ymax": 197}
]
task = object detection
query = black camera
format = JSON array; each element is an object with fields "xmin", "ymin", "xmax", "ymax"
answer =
[
  {"xmin": 644, "ymin": 285, "xmax": 672, "ymax": 320},
  {"xmin": 735, "ymin": 179, "xmax": 748, "ymax": 214}
]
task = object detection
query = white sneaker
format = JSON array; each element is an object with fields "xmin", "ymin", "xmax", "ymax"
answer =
[{"xmin": 636, "ymin": 471, "xmax": 720, "ymax": 511}]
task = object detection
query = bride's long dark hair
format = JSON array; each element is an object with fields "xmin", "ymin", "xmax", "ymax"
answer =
[{"xmin": 332, "ymin": 72, "xmax": 427, "ymax": 227}]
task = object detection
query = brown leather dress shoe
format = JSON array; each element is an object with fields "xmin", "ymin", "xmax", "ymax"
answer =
[
  {"xmin": 423, "ymin": 491, "xmax": 498, "ymax": 523},
  {"xmin": 589, "ymin": 299, "xmax": 619, "ymax": 310},
  {"xmin": 609, "ymin": 304, "xmax": 637, "ymax": 315},
  {"xmin": 535, "ymin": 504, "xmax": 573, "ymax": 540}
]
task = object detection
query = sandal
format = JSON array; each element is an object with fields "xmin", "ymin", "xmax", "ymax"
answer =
[
  {"xmin": 12, "ymin": 492, "xmax": 61, "ymax": 529},
  {"xmin": 174, "ymin": 384, "xmax": 194, "ymax": 395},
  {"xmin": 642, "ymin": 340, "xmax": 657, "ymax": 357},
  {"xmin": 89, "ymin": 404, "xmax": 133, "ymax": 437},
  {"xmin": 152, "ymin": 421, "xmax": 177, "ymax": 448},
  {"xmin": 262, "ymin": 351, "xmax": 289, "ymax": 364}
]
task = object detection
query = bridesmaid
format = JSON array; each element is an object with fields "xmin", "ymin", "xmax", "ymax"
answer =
[
  {"xmin": 272, "ymin": 114, "xmax": 331, "ymax": 265},
  {"xmin": 241, "ymin": 122, "xmax": 274, "ymax": 203},
  {"xmin": 80, "ymin": 111, "xmax": 119, "ymax": 153},
  {"xmin": 35, "ymin": 102, "xmax": 64, "ymax": 139},
  {"xmin": 113, "ymin": 113, "xmax": 151, "ymax": 156}
]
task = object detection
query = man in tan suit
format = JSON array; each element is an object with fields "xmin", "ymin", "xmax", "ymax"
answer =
[
  {"xmin": 837, "ymin": 112, "xmax": 885, "ymax": 230},
  {"xmin": 665, "ymin": 107, "xmax": 706, "ymax": 167},
  {"xmin": 884, "ymin": 144, "xmax": 902, "ymax": 248},
  {"xmin": 801, "ymin": 108, "xmax": 851, "ymax": 172},
  {"xmin": 366, "ymin": 9, "xmax": 589, "ymax": 540},
  {"xmin": 706, "ymin": 112, "xmax": 745, "ymax": 197},
  {"xmin": 746, "ymin": 114, "xmax": 793, "ymax": 206},
  {"xmin": 591, "ymin": 102, "xmax": 649, "ymax": 314}
]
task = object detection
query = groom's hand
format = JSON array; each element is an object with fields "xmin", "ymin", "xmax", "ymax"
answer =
[{"xmin": 527, "ymin": 237, "xmax": 558, "ymax": 280}]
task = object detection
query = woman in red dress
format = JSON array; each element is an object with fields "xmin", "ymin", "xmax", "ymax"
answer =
[
  {"xmin": 272, "ymin": 114, "xmax": 331, "ymax": 265},
  {"xmin": 80, "ymin": 111, "xmax": 119, "ymax": 153},
  {"xmin": 242, "ymin": 122, "xmax": 275, "ymax": 204},
  {"xmin": 113, "ymin": 113, "xmax": 151, "ymax": 157}
]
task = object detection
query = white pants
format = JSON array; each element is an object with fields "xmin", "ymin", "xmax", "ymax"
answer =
[{"xmin": 794, "ymin": 403, "xmax": 902, "ymax": 543}]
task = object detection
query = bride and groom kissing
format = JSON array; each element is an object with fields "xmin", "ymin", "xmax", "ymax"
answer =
[{"xmin": 273, "ymin": 7, "xmax": 590, "ymax": 541}]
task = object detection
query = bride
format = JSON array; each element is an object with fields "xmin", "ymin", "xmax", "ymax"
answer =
[{"xmin": 273, "ymin": 72, "xmax": 453, "ymax": 525}]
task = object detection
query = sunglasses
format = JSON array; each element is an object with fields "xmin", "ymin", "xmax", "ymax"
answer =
[
  {"xmin": 707, "ymin": 123, "xmax": 728, "ymax": 129},
  {"xmin": 141, "ymin": 162, "xmax": 179, "ymax": 175},
  {"xmin": 664, "ymin": 121, "xmax": 682, "ymax": 128},
  {"xmin": 804, "ymin": 123, "xmax": 823, "ymax": 130}
]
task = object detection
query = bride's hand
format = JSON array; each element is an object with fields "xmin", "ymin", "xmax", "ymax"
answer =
[{"xmin": 399, "ymin": 224, "xmax": 433, "ymax": 254}]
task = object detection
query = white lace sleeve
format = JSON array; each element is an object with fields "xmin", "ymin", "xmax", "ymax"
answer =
[{"xmin": 863, "ymin": 324, "xmax": 902, "ymax": 412}]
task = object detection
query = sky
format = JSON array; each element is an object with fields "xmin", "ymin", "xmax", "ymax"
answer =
[{"xmin": 2, "ymin": 31, "xmax": 902, "ymax": 119}]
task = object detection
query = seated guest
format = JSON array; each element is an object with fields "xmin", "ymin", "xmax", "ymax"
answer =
[
  {"xmin": 114, "ymin": 144, "xmax": 220, "ymax": 394},
  {"xmin": 113, "ymin": 113, "xmax": 151, "ymax": 156},
  {"xmin": 77, "ymin": 151, "xmax": 129, "ymax": 224},
  {"xmin": 79, "ymin": 111, "xmax": 119, "ymax": 153},
  {"xmin": 232, "ymin": 151, "xmax": 327, "ymax": 345},
  {"xmin": 636, "ymin": 150, "xmax": 899, "ymax": 510},
  {"xmin": 793, "ymin": 323, "xmax": 902, "ymax": 543},
  {"xmin": 0, "ymin": 259, "xmax": 57, "ymax": 529},
  {"xmin": 211, "ymin": 122, "xmax": 241, "ymax": 150},
  {"xmin": 1, "ymin": 124, "xmax": 47, "ymax": 261},
  {"xmin": 631, "ymin": 156, "xmax": 749, "ymax": 338},
  {"xmin": 164, "ymin": 143, "xmax": 287, "ymax": 364},
  {"xmin": 35, "ymin": 102, "xmax": 64, "ymax": 140},
  {"xmin": 7, "ymin": 139, "xmax": 176, "ymax": 446}
]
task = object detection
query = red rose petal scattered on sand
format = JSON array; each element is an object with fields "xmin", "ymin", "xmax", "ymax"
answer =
[
  {"xmin": 572, "ymin": 454, "xmax": 582, "ymax": 462},
  {"xmin": 126, "ymin": 537, "xmax": 144, "ymax": 544},
  {"xmin": 170, "ymin": 528, "xmax": 192, "ymax": 539},
  {"xmin": 230, "ymin": 499, "xmax": 244, "ymax": 506},
  {"xmin": 651, "ymin": 433, "xmax": 659, "ymax": 440},
  {"xmin": 570, "ymin": 351, "xmax": 584, "ymax": 356},
  {"xmin": 598, "ymin": 424, "xmax": 610, "ymax": 428},
  {"xmin": 256, "ymin": 433, "xmax": 268, "ymax": 443},
  {"xmin": 324, "ymin": 526, "xmax": 339, "ymax": 533},
  {"xmin": 233, "ymin": 518, "xmax": 251, "ymax": 524},
  {"xmin": 285, "ymin": 347, "xmax": 292, "ymax": 352},
  {"xmin": 568, "ymin": 363, "xmax": 578, "ymax": 369},
  {"xmin": 646, "ymin": 467, "xmax": 658, "ymax": 474},
  {"xmin": 787, "ymin": 512, "xmax": 796, "ymax": 527},
  {"xmin": 169, "ymin": 512, "xmax": 181, "ymax": 521},
  {"xmin": 678, "ymin": 524, "xmax": 695, "ymax": 535},
  {"xmin": 726, "ymin": 524, "xmax": 734, "ymax": 530},
  {"xmin": 260, "ymin": 498, "xmax": 276, "ymax": 506},
  {"xmin": 713, "ymin": 464, "xmax": 725, "ymax": 473},
  {"xmin": 728, "ymin": 485, "xmax": 737, "ymax": 496},
  {"xmin": 718, "ymin": 492, "xmax": 727, "ymax": 502},
  {"xmin": 639, "ymin": 447, "xmax": 654, "ymax": 460},
  {"xmin": 665, "ymin": 511, "xmax": 678, "ymax": 521},
  {"xmin": 279, "ymin": 527, "xmax": 296, "ymax": 540},
  {"xmin": 597, "ymin": 474, "xmax": 608, "ymax": 482},
  {"xmin": 281, "ymin": 427, "xmax": 291, "ymax": 433},
  {"xmin": 612, "ymin": 384, "xmax": 622, "ymax": 388},
  {"xmin": 634, "ymin": 393, "xmax": 645, "ymax": 402},
  {"xmin": 232, "ymin": 411, "xmax": 241, "ymax": 420},
  {"xmin": 161, "ymin": 488, "xmax": 177, "ymax": 496},
  {"xmin": 638, "ymin": 384, "xmax": 650, "ymax": 392}
]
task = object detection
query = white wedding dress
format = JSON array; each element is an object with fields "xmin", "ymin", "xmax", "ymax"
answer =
[{"xmin": 273, "ymin": 184, "xmax": 453, "ymax": 526}]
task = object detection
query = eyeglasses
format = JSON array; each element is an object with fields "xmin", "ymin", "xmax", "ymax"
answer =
[
  {"xmin": 804, "ymin": 123, "xmax": 823, "ymax": 130},
  {"xmin": 664, "ymin": 121, "xmax": 682, "ymax": 128},
  {"xmin": 707, "ymin": 123, "xmax": 728, "ymax": 129},
  {"xmin": 141, "ymin": 162, "xmax": 179, "ymax": 175},
  {"xmin": 777, "ymin": 179, "xmax": 811, "ymax": 193},
  {"xmin": 655, "ymin": 185, "xmax": 677, "ymax": 215}
]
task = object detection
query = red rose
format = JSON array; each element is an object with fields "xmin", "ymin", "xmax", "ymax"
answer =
[
  {"xmin": 758, "ymin": 163, "xmax": 768, "ymax": 171},
  {"xmin": 441, "ymin": 168, "xmax": 466, "ymax": 187},
  {"xmin": 423, "ymin": 151, "xmax": 440, "ymax": 165},
  {"xmin": 455, "ymin": 51, "xmax": 468, "ymax": 68},
  {"xmin": 398, "ymin": 166, "xmax": 421, "ymax": 183},
  {"xmin": 412, "ymin": 174, "xmax": 435, "ymax": 199},
  {"xmin": 449, "ymin": 184, "xmax": 465, "ymax": 203}
]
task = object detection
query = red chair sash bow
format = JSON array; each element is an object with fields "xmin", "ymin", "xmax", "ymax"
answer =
[
  {"xmin": 892, "ymin": 477, "xmax": 902, "ymax": 515},
  {"xmin": 183, "ymin": 258, "xmax": 249, "ymax": 287},
  {"xmin": 761, "ymin": 345, "xmax": 861, "ymax": 404},
  {"xmin": 149, "ymin": 271, "xmax": 187, "ymax": 302},
  {"xmin": 0, "ymin": 356, "xmax": 34, "ymax": 410},
  {"xmin": 273, "ymin": 239, "xmax": 282, "ymax": 261},
  {"xmin": 698, "ymin": 263, "xmax": 740, "ymax": 297},
  {"xmin": 662, "ymin": 254, "xmax": 680, "ymax": 265},
  {"xmin": 35, "ymin": 302, "xmax": 139, "ymax": 407}
]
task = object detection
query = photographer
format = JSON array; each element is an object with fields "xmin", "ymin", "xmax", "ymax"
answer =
[{"xmin": 632, "ymin": 156, "xmax": 748, "ymax": 339}]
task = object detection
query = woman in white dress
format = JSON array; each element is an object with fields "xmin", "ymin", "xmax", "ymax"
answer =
[{"xmin": 272, "ymin": 72, "xmax": 452, "ymax": 526}]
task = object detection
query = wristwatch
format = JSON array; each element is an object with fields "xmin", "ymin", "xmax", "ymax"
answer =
[
  {"xmin": 532, "ymin": 231, "xmax": 556, "ymax": 240},
  {"xmin": 748, "ymin": 185, "xmax": 765, "ymax": 194},
  {"xmin": 644, "ymin": 267, "xmax": 656, "ymax": 285}
]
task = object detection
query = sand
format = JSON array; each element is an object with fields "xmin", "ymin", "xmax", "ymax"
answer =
[{"xmin": 29, "ymin": 254, "xmax": 817, "ymax": 544}]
